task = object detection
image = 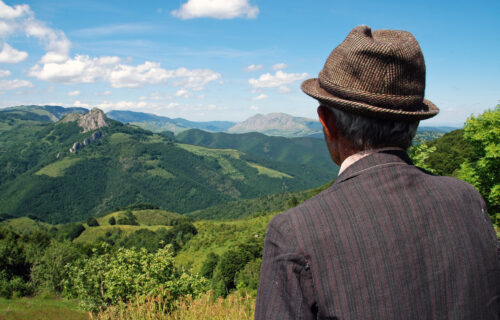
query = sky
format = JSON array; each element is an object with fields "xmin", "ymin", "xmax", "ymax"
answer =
[{"xmin": 0, "ymin": 0, "xmax": 498, "ymax": 126}]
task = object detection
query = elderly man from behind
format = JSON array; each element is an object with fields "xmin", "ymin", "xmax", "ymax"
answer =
[{"xmin": 255, "ymin": 25, "xmax": 499, "ymax": 319}]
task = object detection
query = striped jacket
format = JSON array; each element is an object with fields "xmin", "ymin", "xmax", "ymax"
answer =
[{"xmin": 255, "ymin": 149, "xmax": 499, "ymax": 319}]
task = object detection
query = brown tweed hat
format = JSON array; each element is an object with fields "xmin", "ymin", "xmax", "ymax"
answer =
[{"xmin": 302, "ymin": 25, "xmax": 439, "ymax": 120}]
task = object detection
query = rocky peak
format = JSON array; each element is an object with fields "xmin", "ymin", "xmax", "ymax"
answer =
[
  {"xmin": 78, "ymin": 108, "xmax": 108, "ymax": 133},
  {"xmin": 61, "ymin": 107, "xmax": 108, "ymax": 132}
]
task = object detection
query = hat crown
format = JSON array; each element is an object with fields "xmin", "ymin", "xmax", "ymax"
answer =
[{"xmin": 319, "ymin": 25, "xmax": 426, "ymax": 109}]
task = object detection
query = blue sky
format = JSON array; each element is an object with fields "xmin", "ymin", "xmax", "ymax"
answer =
[{"xmin": 0, "ymin": 0, "xmax": 498, "ymax": 125}]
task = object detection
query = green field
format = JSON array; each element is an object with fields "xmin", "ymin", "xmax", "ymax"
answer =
[{"xmin": 0, "ymin": 297, "xmax": 88, "ymax": 320}]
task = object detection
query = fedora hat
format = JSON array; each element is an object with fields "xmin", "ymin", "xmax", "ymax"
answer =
[{"xmin": 302, "ymin": 25, "xmax": 439, "ymax": 120}]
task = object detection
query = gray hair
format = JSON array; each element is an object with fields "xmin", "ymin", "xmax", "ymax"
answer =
[{"xmin": 325, "ymin": 106, "xmax": 419, "ymax": 150}]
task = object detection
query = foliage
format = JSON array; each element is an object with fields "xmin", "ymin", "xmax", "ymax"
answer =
[
  {"xmin": 188, "ymin": 181, "xmax": 332, "ymax": 220},
  {"xmin": 31, "ymin": 240, "xmax": 82, "ymax": 294},
  {"xmin": 211, "ymin": 240, "xmax": 263, "ymax": 297},
  {"xmin": 64, "ymin": 244, "xmax": 207, "ymax": 311},
  {"xmin": 87, "ymin": 217, "xmax": 99, "ymax": 227},
  {"xmin": 108, "ymin": 217, "xmax": 116, "ymax": 225},
  {"xmin": 235, "ymin": 258, "xmax": 261, "ymax": 294},
  {"xmin": 409, "ymin": 143, "xmax": 437, "ymax": 173},
  {"xmin": 56, "ymin": 223, "xmax": 86, "ymax": 241},
  {"xmin": 456, "ymin": 105, "xmax": 499, "ymax": 225},
  {"xmin": 116, "ymin": 211, "xmax": 139, "ymax": 226},
  {"xmin": 200, "ymin": 252, "xmax": 219, "ymax": 279}
]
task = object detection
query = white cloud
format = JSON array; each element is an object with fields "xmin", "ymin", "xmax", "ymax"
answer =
[
  {"xmin": 25, "ymin": 19, "xmax": 71, "ymax": 63},
  {"xmin": 29, "ymin": 55, "xmax": 221, "ymax": 89},
  {"xmin": 250, "ymin": 105, "xmax": 259, "ymax": 111},
  {"xmin": 172, "ymin": 0, "xmax": 258, "ymax": 19},
  {"xmin": 72, "ymin": 100, "xmax": 89, "ymax": 108},
  {"xmin": 100, "ymin": 90, "xmax": 112, "ymax": 96},
  {"xmin": 0, "ymin": 69, "xmax": 11, "ymax": 77},
  {"xmin": 175, "ymin": 88, "xmax": 191, "ymax": 98},
  {"xmin": 0, "ymin": 79, "xmax": 32, "ymax": 90},
  {"xmin": 0, "ymin": 43, "xmax": 28, "ymax": 63},
  {"xmin": 67, "ymin": 90, "xmax": 80, "ymax": 96},
  {"xmin": 244, "ymin": 64, "xmax": 262, "ymax": 72},
  {"xmin": 272, "ymin": 63, "xmax": 288, "ymax": 70},
  {"xmin": 252, "ymin": 94, "xmax": 268, "ymax": 100},
  {"xmin": 96, "ymin": 100, "xmax": 148, "ymax": 111},
  {"xmin": 249, "ymin": 70, "xmax": 308, "ymax": 89},
  {"xmin": 0, "ymin": 1, "xmax": 30, "ymax": 20}
]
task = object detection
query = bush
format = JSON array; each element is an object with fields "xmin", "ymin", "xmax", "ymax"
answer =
[
  {"xmin": 116, "ymin": 211, "xmax": 138, "ymax": 226},
  {"xmin": 87, "ymin": 217, "xmax": 99, "ymax": 227},
  {"xmin": 64, "ymin": 244, "xmax": 207, "ymax": 311},
  {"xmin": 200, "ymin": 252, "xmax": 219, "ymax": 279},
  {"xmin": 57, "ymin": 223, "xmax": 86, "ymax": 241},
  {"xmin": 108, "ymin": 217, "xmax": 116, "ymax": 225},
  {"xmin": 31, "ymin": 240, "xmax": 82, "ymax": 294}
]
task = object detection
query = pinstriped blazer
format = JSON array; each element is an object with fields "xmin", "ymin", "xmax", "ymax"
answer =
[{"xmin": 255, "ymin": 150, "xmax": 499, "ymax": 319}]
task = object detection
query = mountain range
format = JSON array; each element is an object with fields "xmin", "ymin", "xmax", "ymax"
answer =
[
  {"xmin": 0, "ymin": 105, "xmax": 338, "ymax": 223},
  {"xmin": 107, "ymin": 110, "xmax": 323, "ymax": 137}
]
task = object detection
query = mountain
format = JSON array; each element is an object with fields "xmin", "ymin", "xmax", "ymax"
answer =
[
  {"xmin": 106, "ymin": 110, "xmax": 235, "ymax": 134},
  {"xmin": 227, "ymin": 112, "xmax": 322, "ymax": 137},
  {"xmin": 0, "ymin": 106, "xmax": 336, "ymax": 224},
  {"xmin": 106, "ymin": 110, "xmax": 322, "ymax": 137},
  {"xmin": 0, "ymin": 105, "xmax": 88, "ymax": 129},
  {"xmin": 176, "ymin": 129, "xmax": 337, "ymax": 172}
]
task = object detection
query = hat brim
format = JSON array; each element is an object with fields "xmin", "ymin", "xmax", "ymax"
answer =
[{"xmin": 301, "ymin": 78, "xmax": 439, "ymax": 121}]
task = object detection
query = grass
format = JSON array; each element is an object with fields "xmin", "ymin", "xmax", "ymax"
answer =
[
  {"xmin": 0, "ymin": 217, "xmax": 51, "ymax": 234},
  {"xmin": 147, "ymin": 168, "xmax": 175, "ymax": 179},
  {"xmin": 74, "ymin": 225, "xmax": 171, "ymax": 243},
  {"xmin": 35, "ymin": 157, "xmax": 82, "ymax": 177},
  {"xmin": 90, "ymin": 291, "xmax": 255, "ymax": 320},
  {"xmin": 0, "ymin": 297, "xmax": 89, "ymax": 320},
  {"xmin": 247, "ymin": 162, "xmax": 292, "ymax": 179},
  {"xmin": 108, "ymin": 132, "xmax": 133, "ymax": 144}
]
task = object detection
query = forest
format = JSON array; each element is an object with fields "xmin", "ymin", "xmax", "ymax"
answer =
[{"xmin": 0, "ymin": 105, "xmax": 498, "ymax": 319}]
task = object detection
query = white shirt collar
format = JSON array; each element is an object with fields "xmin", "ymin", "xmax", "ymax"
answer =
[{"xmin": 338, "ymin": 147, "xmax": 405, "ymax": 176}]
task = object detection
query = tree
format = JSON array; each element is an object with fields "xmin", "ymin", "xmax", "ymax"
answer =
[
  {"xmin": 31, "ymin": 240, "xmax": 82, "ymax": 293},
  {"xmin": 117, "ymin": 210, "xmax": 139, "ymax": 226},
  {"xmin": 108, "ymin": 216, "xmax": 116, "ymax": 225},
  {"xmin": 86, "ymin": 217, "xmax": 99, "ymax": 227},
  {"xmin": 200, "ymin": 252, "xmax": 219, "ymax": 279},
  {"xmin": 64, "ymin": 244, "xmax": 207, "ymax": 311},
  {"xmin": 456, "ymin": 105, "xmax": 499, "ymax": 229}
]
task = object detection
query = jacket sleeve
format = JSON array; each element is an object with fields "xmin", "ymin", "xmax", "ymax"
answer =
[{"xmin": 255, "ymin": 213, "xmax": 317, "ymax": 320}]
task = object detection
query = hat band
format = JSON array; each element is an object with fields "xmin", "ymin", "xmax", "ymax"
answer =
[{"xmin": 318, "ymin": 73, "xmax": 425, "ymax": 111}]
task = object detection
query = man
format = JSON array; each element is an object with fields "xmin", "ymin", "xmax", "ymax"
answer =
[{"xmin": 255, "ymin": 25, "xmax": 499, "ymax": 319}]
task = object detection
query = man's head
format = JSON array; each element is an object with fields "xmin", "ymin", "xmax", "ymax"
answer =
[{"xmin": 301, "ymin": 25, "xmax": 439, "ymax": 163}]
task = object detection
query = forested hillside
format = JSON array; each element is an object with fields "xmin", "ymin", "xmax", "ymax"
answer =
[{"xmin": 0, "ymin": 106, "xmax": 337, "ymax": 224}]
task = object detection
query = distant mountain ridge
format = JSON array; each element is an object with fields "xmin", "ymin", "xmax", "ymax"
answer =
[
  {"xmin": 227, "ymin": 112, "xmax": 322, "ymax": 137},
  {"xmin": 106, "ymin": 110, "xmax": 235, "ymax": 134}
]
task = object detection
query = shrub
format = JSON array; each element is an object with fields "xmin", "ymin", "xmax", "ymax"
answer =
[
  {"xmin": 64, "ymin": 244, "xmax": 207, "ymax": 311},
  {"xmin": 108, "ymin": 217, "xmax": 116, "ymax": 225},
  {"xmin": 87, "ymin": 217, "xmax": 99, "ymax": 227}
]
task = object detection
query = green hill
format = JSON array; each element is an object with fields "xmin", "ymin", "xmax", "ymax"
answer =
[
  {"xmin": 0, "ymin": 106, "xmax": 336, "ymax": 224},
  {"xmin": 176, "ymin": 129, "xmax": 338, "ymax": 172}
]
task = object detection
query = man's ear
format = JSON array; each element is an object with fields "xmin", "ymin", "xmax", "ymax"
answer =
[{"xmin": 317, "ymin": 105, "xmax": 337, "ymax": 142}]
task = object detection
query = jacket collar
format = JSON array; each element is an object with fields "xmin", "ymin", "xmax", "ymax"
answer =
[{"xmin": 334, "ymin": 149, "xmax": 413, "ymax": 184}]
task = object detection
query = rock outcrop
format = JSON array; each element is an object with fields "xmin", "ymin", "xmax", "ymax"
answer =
[
  {"xmin": 78, "ymin": 108, "xmax": 108, "ymax": 133},
  {"xmin": 69, "ymin": 131, "xmax": 103, "ymax": 153},
  {"xmin": 61, "ymin": 107, "xmax": 108, "ymax": 133}
]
